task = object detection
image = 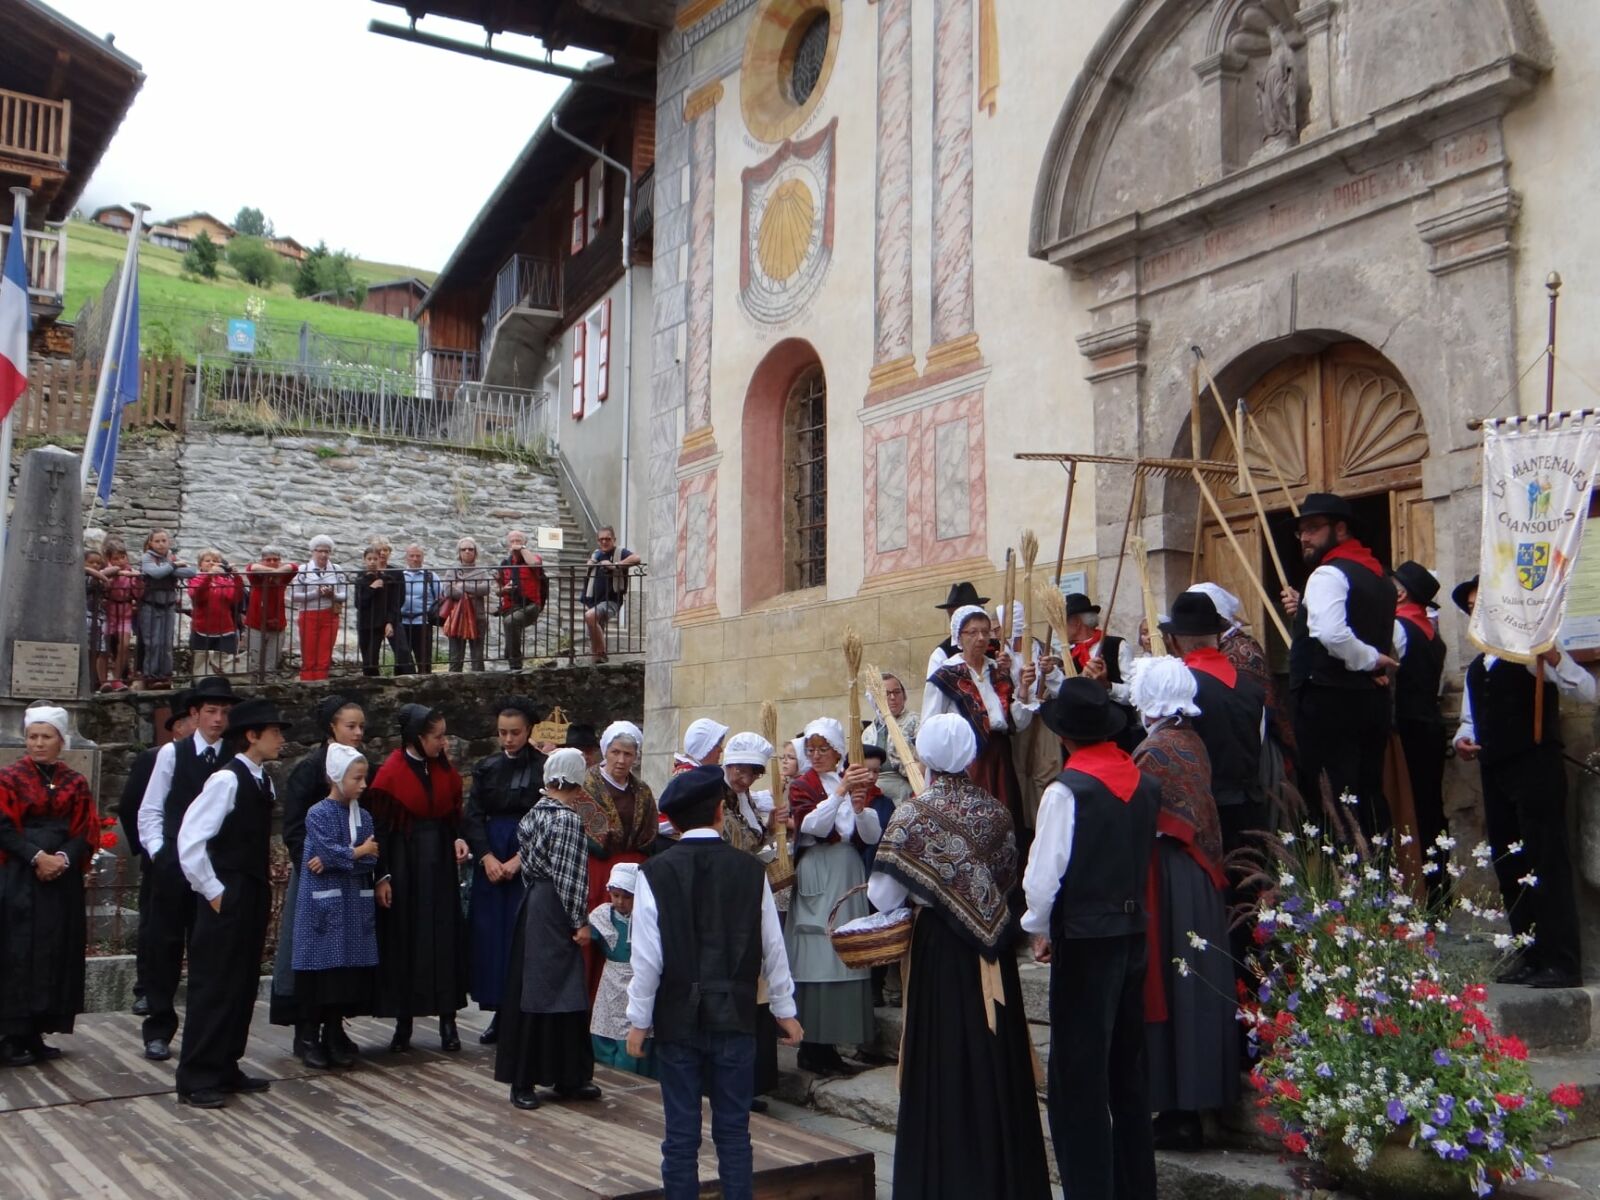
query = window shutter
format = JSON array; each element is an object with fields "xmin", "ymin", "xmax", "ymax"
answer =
[
  {"xmin": 597, "ymin": 299, "xmax": 612, "ymax": 402},
  {"xmin": 589, "ymin": 159, "xmax": 606, "ymax": 231},
  {"xmin": 572, "ymin": 322, "xmax": 586, "ymax": 417},
  {"xmin": 570, "ymin": 175, "xmax": 586, "ymax": 256}
]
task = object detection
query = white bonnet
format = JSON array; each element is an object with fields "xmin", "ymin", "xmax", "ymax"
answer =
[
  {"xmin": 916, "ymin": 713, "xmax": 977, "ymax": 775},
  {"xmin": 23, "ymin": 705, "xmax": 69, "ymax": 742},
  {"xmin": 1130, "ymin": 656, "xmax": 1202, "ymax": 720}
]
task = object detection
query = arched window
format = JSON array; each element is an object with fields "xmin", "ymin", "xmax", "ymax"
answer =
[{"xmin": 784, "ymin": 365, "xmax": 827, "ymax": 591}]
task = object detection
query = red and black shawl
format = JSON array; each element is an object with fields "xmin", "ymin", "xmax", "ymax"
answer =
[
  {"xmin": 366, "ymin": 749, "xmax": 463, "ymax": 835},
  {"xmin": 926, "ymin": 658, "xmax": 1015, "ymax": 753},
  {"xmin": 0, "ymin": 758, "xmax": 100, "ymax": 872}
]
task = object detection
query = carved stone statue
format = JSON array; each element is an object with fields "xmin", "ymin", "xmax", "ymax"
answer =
[{"xmin": 1256, "ymin": 25, "xmax": 1299, "ymax": 144}]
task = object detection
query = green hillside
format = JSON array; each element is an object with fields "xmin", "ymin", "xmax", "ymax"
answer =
[{"xmin": 63, "ymin": 220, "xmax": 436, "ymax": 363}]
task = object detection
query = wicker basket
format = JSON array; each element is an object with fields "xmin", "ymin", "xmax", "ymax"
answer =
[
  {"xmin": 827, "ymin": 884, "xmax": 913, "ymax": 969},
  {"xmin": 765, "ymin": 832, "xmax": 795, "ymax": 893}
]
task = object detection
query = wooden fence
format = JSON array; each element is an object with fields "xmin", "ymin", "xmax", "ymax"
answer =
[{"xmin": 14, "ymin": 356, "xmax": 188, "ymax": 436}]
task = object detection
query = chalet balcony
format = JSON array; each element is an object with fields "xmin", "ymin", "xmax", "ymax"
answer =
[
  {"xmin": 0, "ymin": 87, "xmax": 70, "ymax": 173},
  {"xmin": 0, "ymin": 222, "xmax": 66, "ymax": 316},
  {"xmin": 481, "ymin": 253, "xmax": 562, "ymax": 386}
]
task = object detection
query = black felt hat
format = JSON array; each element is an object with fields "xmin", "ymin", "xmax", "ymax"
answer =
[
  {"xmin": 225, "ymin": 697, "xmax": 287, "ymax": 734},
  {"xmin": 164, "ymin": 691, "xmax": 194, "ymax": 730},
  {"xmin": 189, "ymin": 675, "xmax": 237, "ymax": 705},
  {"xmin": 1161, "ymin": 591, "xmax": 1227, "ymax": 638},
  {"xmin": 657, "ymin": 763, "xmax": 726, "ymax": 818},
  {"xmin": 1063, "ymin": 592, "xmax": 1101, "ymax": 617},
  {"xmin": 564, "ymin": 722, "xmax": 600, "ymax": 750},
  {"xmin": 1393, "ymin": 561, "xmax": 1440, "ymax": 606},
  {"xmin": 1039, "ymin": 677, "xmax": 1127, "ymax": 743},
  {"xmin": 1294, "ymin": 493, "xmax": 1355, "ymax": 527},
  {"xmin": 1452, "ymin": 575, "xmax": 1479, "ymax": 615},
  {"xmin": 936, "ymin": 581, "xmax": 990, "ymax": 610}
]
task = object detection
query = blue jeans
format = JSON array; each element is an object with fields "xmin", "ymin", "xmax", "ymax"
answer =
[{"xmin": 656, "ymin": 1032, "xmax": 756, "ymax": 1200}]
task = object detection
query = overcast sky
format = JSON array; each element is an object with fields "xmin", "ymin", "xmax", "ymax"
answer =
[{"xmin": 59, "ymin": 0, "xmax": 576, "ymax": 271}]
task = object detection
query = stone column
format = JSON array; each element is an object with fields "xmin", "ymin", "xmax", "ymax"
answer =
[
  {"xmin": 0, "ymin": 446, "xmax": 92, "ymax": 700},
  {"xmin": 869, "ymin": 0, "xmax": 917, "ymax": 395},
  {"xmin": 1193, "ymin": 51, "xmax": 1248, "ymax": 182},
  {"xmin": 681, "ymin": 81, "xmax": 721, "ymax": 462},
  {"xmin": 927, "ymin": 0, "xmax": 981, "ymax": 377},
  {"xmin": 1298, "ymin": 1, "xmax": 1339, "ymax": 138}
]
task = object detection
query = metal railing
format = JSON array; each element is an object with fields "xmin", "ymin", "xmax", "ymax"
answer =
[
  {"xmin": 87, "ymin": 564, "xmax": 647, "ymax": 690},
  {"xmin": 0, "ymin": 222, "xmax": 66, "ymax": 299},
  {"xmin": 87, "ymin": 851, "xmax": 290, "ymax": 965},
  {"xmin": 196, "ymin": 357, "xmax": 554, "ymax": 453},
  {"xmin": 0, "ymin": 87, "xmax": 70, "ymax": 167},
  {"xmin": 487, "ymin": 253, "xmax": 562, "ymax": 335}
]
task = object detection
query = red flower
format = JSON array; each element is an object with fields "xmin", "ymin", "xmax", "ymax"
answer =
[
  {"xmin": 1495, "ymin": 1093, "xmax": 1526, "ymax": 1111},
  {"xmin": 100, "ymin": 832, "xmax": 118, "ymax": 849},
  {"xmin": 1491, "ymin": 1035, "xmax": 1529, "ymax": 1062},
  {"xmin": 1283, "ymin": 1132, "xmax": 1308, "ymax": 1155},
  {"xmin": 1461, "ymin": 1006, "xmax": 1493, "ymax": 1034},
  {"xmin": 1274, "ymin": 1079, "xmax": 1304, "ymax": 1102},
  {"xmin": 1253, "ymin": 925, "xmax": 1272, "ymax": 945},
  {"xmin": 1248, "ymin": 1070, "xmax": 1269, "ymax": 1093},
  {"xmin": 1550, "ymin": 1083, "xmax": 1584, "ymax": 1109},
  {"xmin": 1463, "ymin": 983, "xmax": 1488, "ymax": 1003},
  {"xmin": 99, "ymin": 815, "xmax": 118, "ymax": 828},
  {"xmin": 1257, "ymin": 1115, "xmax": 1283, "ymax": 1135}
]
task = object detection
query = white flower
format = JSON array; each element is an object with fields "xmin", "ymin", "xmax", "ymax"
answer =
[
  {"xmin": 1187, "ymin": 931, "xmax": 1208, "ymax": 951},
  {"xmin": 1435, "ymin": 833, "xmax": 1457, "ymax": 851},
  {"xmin": 1493, "ymin": 933, "xmax": 1515, "ymax": 950},
  {"xmin": 1422, "ymin": 861, "xmax": 1441, "ymax": 875},
  {"xmin": 1302, "ymin": 822, "xmax": 1321, "ymax": 838},
  {"xmin": 1518, "ymin": 872, "xmax": 1539, "ymax": 888},
  {"xmin": 1472, "ymin": 842, "xmax": 1493, "ymax": 867},
  {"xmin": 1174, "ymin": 957, "xmax": 1192, "ymax": 978},
  {"xmin": 1280, "ymin": 873, "xmax": 1296, "ymax": 888},
  {"xmin": 1507, "ymin": 840, "xmax": 1524, "ymax": 855},
  {"xmin": 1399, "ymin": 834, "xmax": 1415, "ymax": 846},
  {"xmin": 1281, "ymin": 832, "xmax": 1297, "ymax": 846}
]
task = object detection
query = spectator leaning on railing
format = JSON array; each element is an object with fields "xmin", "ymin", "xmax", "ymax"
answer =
[
  {"xmin": 583, "ymin": 526, "xmax": 639, "ymax": 665},
  {"xmin": 498, "ymin": 530, "xmax": 549, "ymax": 672},
  {"xmin": 187, "ymin": 549, "xmax": 243, "ymax": 677},
  {"xmin": 243, "ymin": 546, "xmax": 297, "ymax": 677},
  {"xmin": 289, "ymin": 536, "xmax": 347, "ymax": 682},
  {"xmin": 444, "ymin": 537, "xmax": 492, "ymax": 673}
]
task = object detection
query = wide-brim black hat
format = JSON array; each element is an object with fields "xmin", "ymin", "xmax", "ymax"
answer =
[
  {"xmin": 1063, "ymin": 592, "xmax": 1101, "ymax": 617},
  {"xmin": 936, "ymin": 581, "xmax": 990, "ymax": 610},
  {"xmin": 164, "ymin": 691, "xmax": 194, "ymax": 730},
  {"xmin": 564, "ymin": 722, "xmax": 600, "ymax": 750},
  {"xmin": 1161, "ymin": 591, "xmax": 1227, "ymax": 637},
  {"xmin": 1040, "ymin": 678, "xmax": 1127, "ymax": 742},
  {"xmin": 1451, "ymin": 576, "xmax": 1479, "ymax": 615},
  {"xmin": 1294, "ymin": 492, "xmax": 1355, "ymax": 527},
  {"xmin": 225, "ymin": 697, "xmax": 287, "ymax": 734},
  {"xmin": 1393, "ymin": 561, "xmax": 1440, "ymax": 606},
  {"xmin": 658, "ymin": 763, "xmax": 726, "ymax": 818},
  {"xmin": 189, "ymin": 675, "xmax": 237, "ymax": 705}
]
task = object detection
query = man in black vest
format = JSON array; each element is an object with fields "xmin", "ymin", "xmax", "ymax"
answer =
[
  {"xmin": 118, "ymin": 691, "xmax": 194, "ymax": 1018},
  {"xmin": 1452, "ymin": 578, "xmax": 1594, "ymax": 988},
  {"xmin": 1279, "ymin": 493, "xmax": 1398, "ymax": 837},
  {"xmin": 134, "ymin": 675, "xmax": 236, "ymax": 1060},
  {"xmin": 1391, "ymin": 562, "xmax": 1449, "ymax": 891},
  {"xmin": 927, "ymin": 581, "xmax": 990, "ymax": 679},
  {"xmin": 1023, "ymin": 678, "xmax": 1160, "ymax": 1200},
  {"xmin": 626, "ymin": 765, "xmax": 803, "ymax": 1200}
]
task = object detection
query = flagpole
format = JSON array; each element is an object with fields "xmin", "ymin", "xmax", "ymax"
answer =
[
  {"xmin": 1533, "ymin": 272, "xmax": 1562, "ymax": 745},
  {"xmin": 0, "ymin": 186, "xmax": 30, "ymax": 604},
  {"xmin": 80, "ymin": 202, "xmax": 147, "ymax": 491}
]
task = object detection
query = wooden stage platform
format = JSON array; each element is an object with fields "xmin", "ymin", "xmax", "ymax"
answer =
[{"xmin": 0, "ymin": 1005, "xmax": 874, "ymax": 1199}]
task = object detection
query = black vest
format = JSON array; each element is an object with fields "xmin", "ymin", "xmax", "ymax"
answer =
[
  {"xmin": 1189, "ymin": 668, "xmax": 1265, "ymax": 808},
  {"xmin": 1101, "ymin": 634, "xmax": 1128, "ymax": 684},
  {"xmin": 640, "ymin": 837, "xmax": 766, "ymax": 1044},
  {"xmin": 1395, "ymin": 616, "xmax": 1446, "ymax": 726},
  {"xmin": 206, "ymin": 760, "xmax": 275, "ymax": 882},
  {"xmin": 1048, "ymin": 765, "xmax": 1160, "ymax": 941},
  {"xmin": 162, "ymin": 737, "xmax": 232, "ymax": 847},
  {"xmin": 1466, "ymin": 655, "xmax": 1561, "ymax": 765},
  {"xmin": 1288, "ymin": 558, "xmax": 1396, "ymax": 690}
]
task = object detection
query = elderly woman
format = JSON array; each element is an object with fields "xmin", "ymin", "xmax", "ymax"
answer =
[
  {"xmin": 0, "ymin": 706, "xmax": 101, "ymax": 1066},
  {"xmin": 867, "ymin": 714, "xmax": 1049, "ymax": 1199},
  {"xmin": 289, "ymin": 535, "xmax": 346, "ymax": 682},
  {"xmin": 444, "ymin": 537, "xmax": 492, "ymax": 673},
  {"xmin": 922, "ymin": 604, "xmax": 1038, "ymax": 839},
  {"xmin": 494, "ymin": 748, "xmax": 601, "ymax": 1110},
  {"xmin": 1129, "ymin": 656, "xmax": 1238, "ymax": 1151},
  {"xmin": 784, "ymin": 717, "xmax": 880, "ymax": 1077},
  {"xmin": 367, "ymin": 704, "xmax": 470, "ymax": 1053},
  {"xmin": 573, "ymin": 720, "xmax": 657, "ymax": 996}
]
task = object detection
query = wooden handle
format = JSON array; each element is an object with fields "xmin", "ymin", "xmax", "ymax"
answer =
[
  {"xmin": 1130, "ymin": 534, "xmax": 1167, "ymax": 657},
  {"xmin": 862, "ymin": 664, "xmax": 928, "ymax": 795}
]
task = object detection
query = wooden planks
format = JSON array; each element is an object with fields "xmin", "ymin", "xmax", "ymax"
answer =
[{"xmin": 0, "ymin": 1007, "xmax": 874, "ymax": 1200}]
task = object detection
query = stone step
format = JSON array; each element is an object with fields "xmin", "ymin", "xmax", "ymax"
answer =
[{"xmin": 1486, "ymin": 983, "xmax": 1598, "ymax": 1052}]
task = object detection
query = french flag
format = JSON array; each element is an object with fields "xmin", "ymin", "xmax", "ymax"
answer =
[{"xmin": 0, "ymin": 207, "xmax": 28, "ymax": 418}]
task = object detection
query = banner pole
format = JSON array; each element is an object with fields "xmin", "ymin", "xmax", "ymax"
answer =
[{"xmin": 1532, "ymin": 274, "xmax": 1561, "ymax": 744}]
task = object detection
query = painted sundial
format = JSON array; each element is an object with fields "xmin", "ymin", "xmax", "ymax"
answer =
[{"xmin": 739, "ymin": 119, "xmax": 836, "ymax": 325}]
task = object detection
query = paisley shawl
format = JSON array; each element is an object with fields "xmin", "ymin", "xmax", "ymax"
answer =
[{"xmin": 572, "ymin": 764, "xmax": 658, "ymax": 856}]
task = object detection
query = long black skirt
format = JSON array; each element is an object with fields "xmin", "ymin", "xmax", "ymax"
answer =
[
  {"xmin": 894, "ymin": 910, "xmax": 1051, "ymax": 1200},
  {"xmin": 493, "ymin": 898, "xmax": 593, "ymax": 1092},
  {"xmin": 374, "ymin": 819, "xmax": 468, "ymax": 1018},
  {"xmin": 0, "ymin": 824, "xmax": 87, "ymax": 1038},
  {"xmin": 1146, "ymin": 841, "xmax": 1241, "ymax": 1113},
  {"xmin": 294, "ymin": 967, "xmax": 375, "ymax": 1022}
]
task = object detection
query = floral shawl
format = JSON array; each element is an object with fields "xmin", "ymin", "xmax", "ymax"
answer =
[
  {"xmin": 573, "ymin": 764, "xmax": 658, "ymax": 857},
  {"xmin": 1132, "ymin": 718, "xmax": 1226, "ymax": 885},
  {"xmin": 926, "ymin": 658, "xmax": 1015, "ymax": 753},
  {"xmin": 871, "ymin": 771, "xmax": 1017, "ymax": 958}
]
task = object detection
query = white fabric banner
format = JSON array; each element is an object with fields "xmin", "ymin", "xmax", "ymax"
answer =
[{"xmin": 1470, "ymin": 418, "xmax": 1600, "ymax": 661}]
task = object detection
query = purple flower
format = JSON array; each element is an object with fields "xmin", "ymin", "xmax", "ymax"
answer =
[
  {"xmin": 1257, "ymin": 981, "xmax": 1273, "ymax": 1003},
  {"xmin": 1467, "ymin": 1127, "xmax": 1487, "ymax": 1146},
  {"xmin": 1387, "ymin": 1099, "xmax": 1409, "ymax": 1123},
  {"xmin": 1286, "ymin": 991, "xmax": 1300, "ymax": 1013},
  {"xmin": 1431, "ymin": 1138, "xmax": 1454, "ymax": 1160},
  {"xmin": 1466, "ymin": 1098, "xmax": 1483, "ymax": 1116},
  {"xmin": 1316, "ymin": 1063, "xmax": 1333, "ymax": 1079},
  {"xmin": 1433, "ymin": 1049, "xmax": 1452, "ymax": 1068},
  {"xmin": 1327, "ymin": 900, "xmax": 1344, "ymax": 912},
  {"xmin": 1422, "ymin": 1123, "xmax": 1439, "ymax": 1140},
  {"xmin": 1431, "ymin": 1106, "xmax": 1453, "ymax": 1127}
]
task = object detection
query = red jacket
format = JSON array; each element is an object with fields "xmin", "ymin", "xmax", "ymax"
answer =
[
  {"xmin": 243, "ymin": 562, "xmax": 296, "ymax": 632},
  {"xmin": 497, "ymin": 553, "xmax": 547, "ymax": 613},
  {"xmin": 187, "ymin": 572, "xmax": 242, "ymax": 636}
]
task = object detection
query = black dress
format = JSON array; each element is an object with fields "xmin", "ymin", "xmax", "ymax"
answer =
[{"xmin": 465, "ymin": 746, "xmax": 544, "ymax": 1011}]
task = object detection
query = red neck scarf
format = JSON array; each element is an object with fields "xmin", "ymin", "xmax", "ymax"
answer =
[
  {"xmin": 1395, "ymin": 601, "xmax": 1434, "ymax": 640},
  {"xmin": 1321, "ymin": 538, "xmax": 1384, "ymax": 578},
  {"xmin": 1069, "ymin": 629, "xmax": 1104, "ymax": 671},
  {"xmin": 1182, "ymin": 646, "xmax": 1238, "ymax": 689},
  {"xmin": 1064, "ymin": 742, "xmax": 1141, "ymax": 803}
]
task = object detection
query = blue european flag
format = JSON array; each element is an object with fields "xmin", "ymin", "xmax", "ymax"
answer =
[{"xmin": 87, "ymin": 270, "xmax": 139, "ymax": 504}]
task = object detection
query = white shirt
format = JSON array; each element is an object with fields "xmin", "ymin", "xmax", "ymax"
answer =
[
  {"xmin": 925, "ymin": 642, "xmax": 955, "ymax": 682},
  {"xmin": 1454, "ymin": 652, "xmax": 1596, "ymax": 745},
  {"xmin": 177, "ymin": 757, "xmax": 267, "ymax": 903},
  {"xmin": 1304, "ymin": 564, "xmax": 1383, "ymax": 673},
  {"xmin": 866, "ymin": 871, "xmax": 917, "ymax": 914},
  {"xmin": 1020, "ymin": 780, "xmax": 1079, "ymax": 936},
  {"xmin": 796, "ymin": 772, "xmax": 883, "ymax": 847},
  {"xmin": 625, "ymin": 828, "xmax": 798, "ymax": 1029},
  {"xmin": 138, "ymin": 730, "xmax": 225, "ymax": 857},
  {"xmin": 921, "ymin": 657, "xmax": 1036, "ymax": 732},
  {"xmin": 289, "ymin": 561, "xmax": 347, "ymax": 610}
]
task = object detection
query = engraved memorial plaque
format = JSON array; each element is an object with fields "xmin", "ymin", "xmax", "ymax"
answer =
[{"xmin": 11, "ymin": 640, "xmax": 81, "ymax": 697}]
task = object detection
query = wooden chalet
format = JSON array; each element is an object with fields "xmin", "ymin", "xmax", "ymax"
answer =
[
  {"xmin": 268, "ymin": 234, "xmax": 308, "ymax": 263},
  {"xmin": 159, "ymin": 211, "xmax": 236, "ymax": 250},
  {"xmin": 90, "ymin": 203, "xmax": 133, "ymax": 232},
  {"xmin": 0, "ymin": 0, "xmax": 144, "ymax": 329}
]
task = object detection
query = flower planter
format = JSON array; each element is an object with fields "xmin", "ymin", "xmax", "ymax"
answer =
[{"xmin": 1322, "ymin": 1139, "xmax": 1479, "ymax": 1200}]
